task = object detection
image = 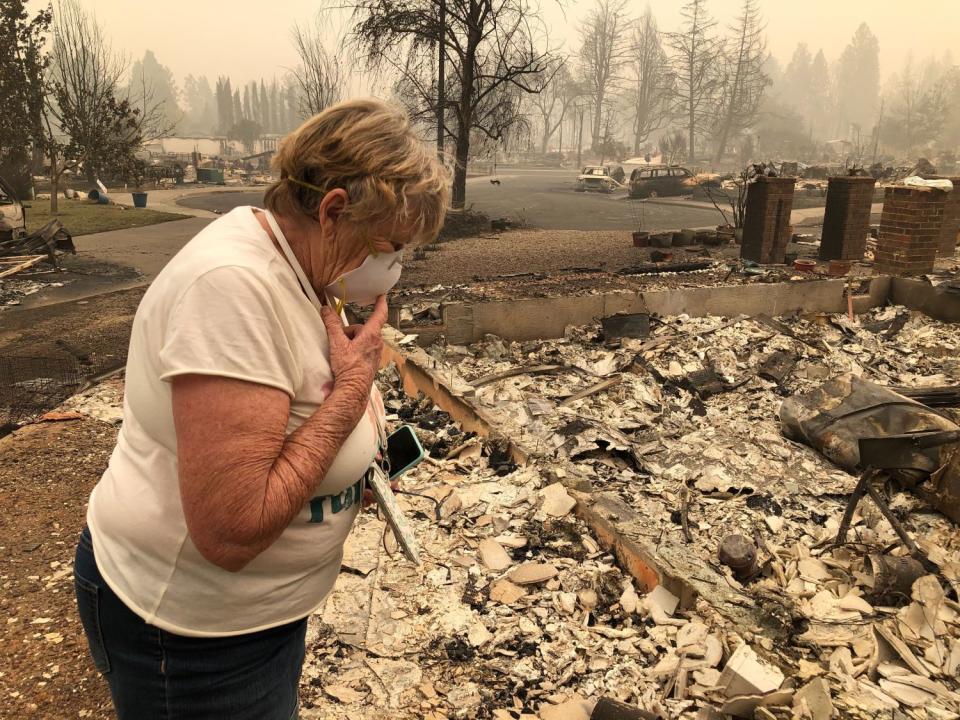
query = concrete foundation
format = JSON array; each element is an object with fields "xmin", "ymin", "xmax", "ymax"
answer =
[
  {"xmin": 381, "ymin": 275, "xmax": 957, "ymax": 642},
  {"xmin": 433, "ymin": 278, "xmax": 886, "ymax": 345}
]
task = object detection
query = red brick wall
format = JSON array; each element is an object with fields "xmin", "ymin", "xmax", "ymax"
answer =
[
  {"xmin": 875, "ymin": 186, "xmax": 948, "ymax": 276},
  {"xmin": 819, "ymin": 176, "xmax": 876, "ymax": 261},
  {"xmin": 936, "ymin": 177, "xmax": 960, "ymax": 258},
  {"xmin": 741, "ymin": 176, "xmax": 796, "ymax": 264}
]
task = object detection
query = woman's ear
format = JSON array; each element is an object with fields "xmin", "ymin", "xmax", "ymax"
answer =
[{"xmin": 317, "ymin": 188, "xmax": 349, "ymax": 233}]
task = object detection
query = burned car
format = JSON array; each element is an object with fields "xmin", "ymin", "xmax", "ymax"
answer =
[
  {"xmin": 0, "ymin": 175, "xmax": 75, "ymax": 266},
  {"xmin": 575, "ymin": 165, "xmax": 620, "ymax": 193},
  {"xmin": 628, "ymin": 164, "xmax": 695, "ymax": 198},
  {"xmin": 0, "ymin": 175, "xmax": 26, "ymax": 243}
]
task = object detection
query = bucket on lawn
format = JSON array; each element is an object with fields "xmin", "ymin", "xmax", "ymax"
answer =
[{"xmin": 132, "ymin": 192, "xmax": 148, "ymax": 208}]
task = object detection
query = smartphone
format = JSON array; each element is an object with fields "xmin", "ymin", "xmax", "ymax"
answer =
[{"xmin": 387, "ymin": 425, "xmax": 425, "ymax": 481}]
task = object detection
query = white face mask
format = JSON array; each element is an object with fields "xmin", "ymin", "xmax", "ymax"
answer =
[
  {"xmin": 325, "ymin": 245, "xmax": 403, "ymax": 309},
  {"xmin": 263, "ymin": 209, "xmax": 402, "ymax": 312}
]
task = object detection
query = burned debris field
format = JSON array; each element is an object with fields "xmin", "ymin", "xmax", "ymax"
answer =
[{"xmin": 4, "ymin": 0, "xmax": 960, "ymax": 717}]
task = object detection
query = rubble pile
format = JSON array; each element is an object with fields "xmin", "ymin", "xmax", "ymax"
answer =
[
  {"xmin": 0, "ymin": 276, "xmax": 66, "ymax": 308},
  {"xmin": 19, "ymin": 305, "xmax": 960, "ymax": 719},
  {"xmin": 393, "ymin": 305, "xmax": 960, "ymax": 718},
  {"xmin": 301, "ymin": 377, "xmax": 682, "ymax": 719}
]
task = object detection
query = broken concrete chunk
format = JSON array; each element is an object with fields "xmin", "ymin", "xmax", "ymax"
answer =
[
  {"xmin": 838, "ymin": 593, "xmax": 873, "ymax": 615},
  {"xmin": 490, "ymin": 579, "xmax": 527, "ymax": 604},
  {"xmin": 578, "ymin": 589, "xmax": 599, "ymax": 612},
  {"xmin": 797, "ymin": 659, "xmax": 825, "ymax": 680},
  {"xmin": 495, "ymin": 533, "xmax": 529, "ymax": 549},
  {"xmin": 676, "ymin": 621, "xmax": 709, "ymax": 652},
  {"xmin": 718, "ymin": 644, "xmax": 785, "ymax": 698},
  {"xmin": 646, "ymin": 585, "xmax": 679, "ymax": 617},
  {"xmin": 557, "ymin": 592, "xmax": 577, "ymax": 615},
  {"xmin": 764, "ymin": 516, "xmax": 784, "ymax": 534},
  {"xmin": 538, "ymin": 695, "xmax": 594, "ymax": 720},
  {"xmin": 539, "ymin": 482, "xmax": 577, "ymax": 518},
  {"xmin": 619, "ymin": 584, "xmax": 640, "ymax": 615},
  {"xmin": 468, "ymin": 622, "xmax": 494, "ymax": 647},
  {"xmin": 324, "ymin": 684, "xmax": 366, "ymax": 704},
  {"xmin": 797, "ymin": 558, "xmax": 833, "ymax": 582},
  {"xmin": 873, "ymin": 625, "xmax": 931, "ymax": 677},
  {"xmin": 693, "ymin": 668, "xmax": 722, "ymax": 688},
  {"xmin": 509, "ymin": 562, "xmax": 559, "ymax": 586},
  {"xmin": 720, "ymin": 690, "xmax": 793, "ymax": 718},
  {"xmin": 793, "ymin": 678, "xmax": 834, "ymax": 720},
  {"xmin": 479, "ymin": 538, "xmax": 513, "ymax": 572},
  {"xmin": 878, "ymin": 678, "xmax": 936, "ymax": 707}
]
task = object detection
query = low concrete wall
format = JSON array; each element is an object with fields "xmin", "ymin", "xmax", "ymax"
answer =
[
  {"xmin": 890, "ymin": 277, "xmax": 960, "ymax": 322},
  {"xmin": 437, "ymin": 278, "xmax": 889, "ymax": 344},
  {"xmin": 394, "ymin": 275, "xmax": 958, "ymax": 346}
]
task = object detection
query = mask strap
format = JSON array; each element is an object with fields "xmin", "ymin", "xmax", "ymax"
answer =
[{"xmin": 263, "ymin": 209, "xmax": 330, "ymax": 315}]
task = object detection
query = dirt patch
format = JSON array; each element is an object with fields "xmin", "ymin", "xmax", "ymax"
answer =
[
  {"xmin": 0, "ymin": 288, "xmax": 144, "ymax": 429},
  {"xmin": 0, "ymin": 419, "xmax": 117, "ymax": 719},
  {"xmin": 0, "ymin": 287, "xmax": 144, "ymax": 358}
]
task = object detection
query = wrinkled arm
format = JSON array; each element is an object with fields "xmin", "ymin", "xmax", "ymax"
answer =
[{"xmin": 171, "ymin": 372, "xmax": 371, "ymax": 572}]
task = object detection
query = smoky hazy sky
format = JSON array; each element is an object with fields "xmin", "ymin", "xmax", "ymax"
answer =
[{"xmin": 39, "ymin": 1, "xmax": 960, "ymax": 89}]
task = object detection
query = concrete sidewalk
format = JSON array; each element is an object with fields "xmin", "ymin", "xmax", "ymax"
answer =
[{"xmin": 112, "ymin": 185, "xmax": 260, "ymax": 217}]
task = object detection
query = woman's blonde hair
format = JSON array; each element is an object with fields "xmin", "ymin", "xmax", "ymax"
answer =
[{"xmin": 264, "ymin": 98, "xmax": 450, "ymax": 245}]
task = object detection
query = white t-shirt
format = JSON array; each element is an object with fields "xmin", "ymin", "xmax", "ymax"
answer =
[{"xmin": 87, "ymin": 206, "xmax": 384, "ymax": 637}]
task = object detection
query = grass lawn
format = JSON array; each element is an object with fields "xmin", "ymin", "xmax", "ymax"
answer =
[{"xmin": 24, "ymin": 198, "xmax": 189, "ymax": 237}]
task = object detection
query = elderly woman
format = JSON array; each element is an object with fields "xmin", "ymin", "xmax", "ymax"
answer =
[{"xmin": 73, "ymin": 98, "xmax": 449, "ymax": 719}]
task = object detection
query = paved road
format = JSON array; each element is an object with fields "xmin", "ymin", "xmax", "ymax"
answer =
[
  {"xmin": 12, "ymin": 218, "xmax": 210, "ymax": 311},
  {"xmin": 178, "ymin": 168, "xmax": 725, "ymax": 232}
]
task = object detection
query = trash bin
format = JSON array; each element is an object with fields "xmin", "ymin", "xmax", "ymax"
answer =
[{"xmin": 132, "ymin": 192, "xmax": 148, "ymax": 208}]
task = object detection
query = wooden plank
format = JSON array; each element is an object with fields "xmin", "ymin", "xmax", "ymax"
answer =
[
  {"xmin": 559, "ymin": 375, "xmax": 622, "ymax": 406},
  {"xmin": 0, "ymin": 254, "xmax": 45, "ymax": 278}
]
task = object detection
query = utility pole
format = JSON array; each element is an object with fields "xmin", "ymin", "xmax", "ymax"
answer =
[
  {"xmin": 576, "ymin": 106, "xmax": 584, "ymax": 168},
  {"xmin": 436, "ymin": 0, "xmax": 446, "ymax": 160}
]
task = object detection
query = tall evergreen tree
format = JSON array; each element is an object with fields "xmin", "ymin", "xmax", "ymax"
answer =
[
  {"xmin": 259, "ymin": 79, "xmax": 270, "ymax": 131},
  {"xmin": 0, "ymin": 1, "xmax": 50, "ymax": 195},
  {"xmin": 781, "ymin": 43, "xmax": 812, "ymax": 109},
  {"xmin": 666, "ymin": 0, "xmax": 724, "ymax": 163},
  {"xmin": 127, "ymin": 50, "xmax": 181, "ymax": 133},
  {"xmin": 215, "ymin": 76, "xmax": 234, "ymax": 134},
  {"xmin": 712, "ymin": 0, "xmax": 769, "ymax": 161},
  {"xmin": 270, "ymin": 80, "xmax": 281, "ymax": 134},
  {"xmin": 183, "ymin": 74, "xmax": 216, "ymax": 134},
  {"xmin": 835, "ymin": 23, "xmax": 880, "ymax": 138},
  {"xmin": 232, "ymin": 88, "xmax": 242, "ymax": 126},
  {"xmin": 808, "ymin": 50, "xmax": 832, "ymax": 139}
]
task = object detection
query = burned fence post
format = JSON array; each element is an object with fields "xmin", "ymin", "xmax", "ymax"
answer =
[
  {"xmin": 740, "ymin": 176, "xmax": 796, "ymax": 265},
  {"xmin": 819, "ymin": 176, "xmax": 877, "ymax": 261}
]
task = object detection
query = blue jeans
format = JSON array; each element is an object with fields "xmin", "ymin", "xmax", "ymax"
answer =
[{"xmin": 74, "ymin": 526, "xmax": 305, "ymax": 720}]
